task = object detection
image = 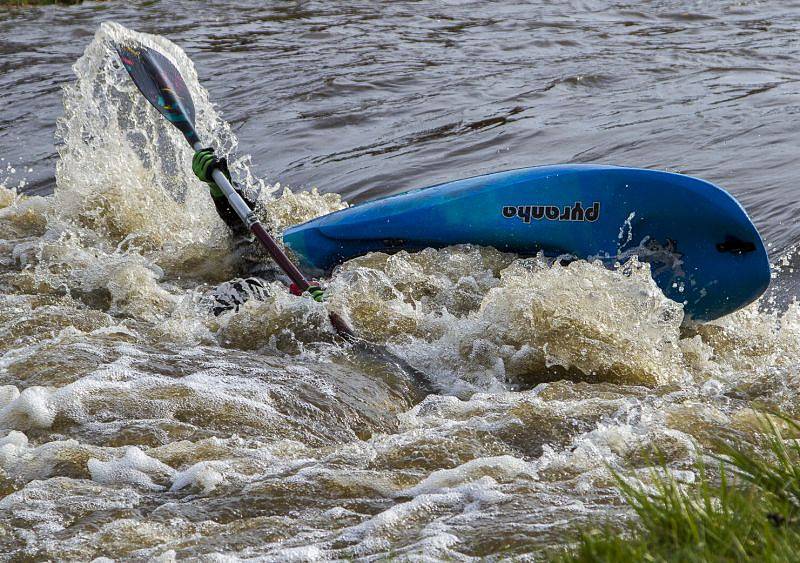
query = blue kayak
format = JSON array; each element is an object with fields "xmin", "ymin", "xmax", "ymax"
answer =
[{"xmin": 283, "ymin": 165, "xmax": 770, "ymax": 321}]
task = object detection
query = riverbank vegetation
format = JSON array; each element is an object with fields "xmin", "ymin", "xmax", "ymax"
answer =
[{"xmin": 558, "ymin": 414, "xmax": 800, "ymax": 562}]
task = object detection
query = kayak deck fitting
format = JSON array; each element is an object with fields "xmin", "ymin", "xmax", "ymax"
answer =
[{"xmin": 283, "ymin": 164, "xmax": 770, "ymax": 321}]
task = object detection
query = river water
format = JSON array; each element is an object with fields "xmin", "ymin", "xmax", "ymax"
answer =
[{"xmin": 0, "ymin": 1, "xmax": 799, "ymax": 560}]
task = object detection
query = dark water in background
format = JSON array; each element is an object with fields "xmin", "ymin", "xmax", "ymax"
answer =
[
  {"xmin": 1, "ymin": 2, "xmax": 800, "ymax": 560},
  {"xmin": 3, "ymin": 0, "xmax": 799, "ymax": 249}
]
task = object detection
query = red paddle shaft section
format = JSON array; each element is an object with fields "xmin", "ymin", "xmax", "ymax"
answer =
[
  {"xmin": 251, "ymin": 223, "xmax": 355, "ymax": 338},
  {"xmin": 251, "ymin": 223, "xmax": 310, "ymax": 292}
]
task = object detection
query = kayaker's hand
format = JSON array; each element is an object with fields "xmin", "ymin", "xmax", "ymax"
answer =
[
  {"xmin": 289, "ymin": 283, "xmax": 325, "ymax": 302},
  {"xmin": 306, "ymin": 285, "xmax": 325, "ymax": 302},
  {"xmin": 194, "ymin": 148, "xmax": 257, "ymax": 235},
  {"xmin": 192, "ymin": 148, "xmax": 231, "ymax": 198}
]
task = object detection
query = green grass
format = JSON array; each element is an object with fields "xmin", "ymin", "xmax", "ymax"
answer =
[{"xmin": 556, "ymin": 414, "xmax": 800, "ymax": 562}]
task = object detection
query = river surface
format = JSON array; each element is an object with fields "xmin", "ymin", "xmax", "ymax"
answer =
[{"xmin": 0, "ymin": 1, "xmax": 799, "ymax": 560}]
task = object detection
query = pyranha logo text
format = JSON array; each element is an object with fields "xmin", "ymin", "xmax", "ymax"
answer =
[{"xmin": 502, "ymin": 202, "xmax": 600, "ymax": 223}]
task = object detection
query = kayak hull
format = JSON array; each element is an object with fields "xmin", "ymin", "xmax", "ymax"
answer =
[{"xmin": 283, "ymin": 165, "xmax": 770, "ymax": 321}]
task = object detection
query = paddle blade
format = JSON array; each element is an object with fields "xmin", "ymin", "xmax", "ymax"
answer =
[{"xmin": 115, "ymin": 42, "xmax": 200, "ymax": 146}]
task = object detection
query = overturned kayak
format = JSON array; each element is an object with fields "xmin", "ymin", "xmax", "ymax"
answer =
[{"xmin": 283, "ymin": 165, "xmax": 770, "ymax": 321}]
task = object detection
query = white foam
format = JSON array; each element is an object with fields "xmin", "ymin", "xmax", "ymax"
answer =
[
  {"xmin": 149, "ymin": 551, "xmax": 177, "ymax": 563},
  {"xmin": 88, "ymin": 446, "xmax": 176, "ymax": 491},
  {"xmin": 401, "ymin": 455, "xmax": 536, "ymax": 497},
  {"xmin": 170, "ymin": 461, "xmax": 225, "ymax": 493},
  {"xmin": 337, "ymin": 476, "xmax": 506, "ymax": 556},
  {"xmin": 0, "ymin": 386, "xmax": 56, "ymax": 430},
  {"xmin": 0, "ymin": 430, "xmax": 29, "ymax": 468},
  {"xmin": 326, "ymin": 251, "xmax": 692, "ymax": 393},
  {"xmin": 267, "ymin": 545, "xmax": 324, "ymax": 562}
]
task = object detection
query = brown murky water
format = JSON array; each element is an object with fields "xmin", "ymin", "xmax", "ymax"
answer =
[{"xmin": 1, "ymin": 2, "xmax": 800, "ymax": 560}]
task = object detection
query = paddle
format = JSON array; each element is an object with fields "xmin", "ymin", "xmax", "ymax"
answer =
[{"xmin": 114, "ymin": 41, "xmax": 354, "ymax": 338}]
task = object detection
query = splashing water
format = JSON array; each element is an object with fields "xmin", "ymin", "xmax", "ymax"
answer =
[{"xmin": 1, "ymin": 19, "xmax": 799, "ymax": 562}]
